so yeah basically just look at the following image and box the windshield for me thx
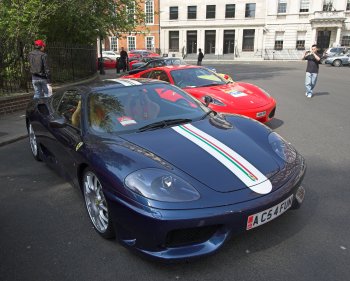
[170,68,227,88]
[88,83,208,135]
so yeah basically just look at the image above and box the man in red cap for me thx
[28,39,52,98]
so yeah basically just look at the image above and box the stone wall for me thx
[0,93,32,116]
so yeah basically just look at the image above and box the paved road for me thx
[1,62,349,281]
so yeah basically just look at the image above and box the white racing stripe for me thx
[172,124,272,194]
[105,79,142,86]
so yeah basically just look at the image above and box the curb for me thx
[0,135,28,147]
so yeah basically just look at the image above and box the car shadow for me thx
[266,118,284,130]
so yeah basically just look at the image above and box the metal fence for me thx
[0,40,97,95]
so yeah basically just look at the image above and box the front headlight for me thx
[125,168,200,202]
[268,132,297,163]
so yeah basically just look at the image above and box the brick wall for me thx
[0,93,33,116]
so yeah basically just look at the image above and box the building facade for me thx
[102,0,160,54]
[160,0,350,59]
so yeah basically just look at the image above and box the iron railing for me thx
[0,40,97,95]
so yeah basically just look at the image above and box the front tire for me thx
[332,59,342,67]
[83,169,115,239]
[28,123,42,161]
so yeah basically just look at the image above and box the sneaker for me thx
[306,93,313,98]
[305,92,308,96]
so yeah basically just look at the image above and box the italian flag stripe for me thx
[172,124,272,194]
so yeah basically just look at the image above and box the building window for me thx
[170,6,178,20]
[323,1,334,11]
[341,36,350,46]
[245,3,256,18]
[296,40,305,50]
[274,32,284,50]
[111,36,118,52]
[300,0,309,12]
[206,5,216,19]
[242,29,255,51]
[225,4,235,18]
[169,31,179,52]
[145,0,154,24]
[128,36,136,51]
[127,1,135,24]
[274,41,283,50]
[146,36,154,51]
[278,0,287,13]
[347,0,350,10]
[188,6,197,19]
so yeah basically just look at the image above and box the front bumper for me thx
[106,156,306,261]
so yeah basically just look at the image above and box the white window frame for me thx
[146,36,155,51]
[127,36,136,51]
[145,0,154,24]
[110,36,118,52]
[278,0,287,14]
[300,0,309,12]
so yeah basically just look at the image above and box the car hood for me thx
[185,82,270,109]
[119,119,280,193]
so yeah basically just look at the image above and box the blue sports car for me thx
[26,78,306,261]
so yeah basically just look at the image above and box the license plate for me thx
[246,195,294,230]
[256,111,266,117]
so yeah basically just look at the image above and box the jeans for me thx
[32,78,49,98]
[305,72,318,96]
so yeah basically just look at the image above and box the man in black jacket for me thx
[28,40,52,98]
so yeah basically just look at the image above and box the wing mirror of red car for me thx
[204,96,213,107]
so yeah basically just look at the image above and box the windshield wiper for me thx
[138,118,192,132]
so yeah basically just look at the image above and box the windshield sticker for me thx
[118,116,137,126]
[172,124,272,194]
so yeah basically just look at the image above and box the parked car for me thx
[324,52,350,67]
[321,46,348,63]
[125,65,276,123]
[128,57,186,74]
[97,57,116,69]
[128,49,160,59]
[26,78,306,260]
[102,51,120,60]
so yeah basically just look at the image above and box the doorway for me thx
[317,30,331,52]
[187,31,197,54]
[205,30,216,54]
[223,30,235,54]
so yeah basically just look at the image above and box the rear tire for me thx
[332,60,342,67]
[82,168,115,239]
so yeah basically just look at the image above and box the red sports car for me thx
[124,65,276,123]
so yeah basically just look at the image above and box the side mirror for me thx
[49,116,67,128]
[204,96,213,107]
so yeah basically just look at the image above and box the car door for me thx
[48,90,83,180]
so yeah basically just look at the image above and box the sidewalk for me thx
[0,69,123,147]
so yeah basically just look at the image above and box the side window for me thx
[149,70,170,82]
[140,71,152,78]
[147,62,155,68]
[57,90,81,127]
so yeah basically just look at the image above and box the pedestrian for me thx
[28,39,52,98]
[197,48,204,66]
[303,44,322,98]
[119,47,128,72]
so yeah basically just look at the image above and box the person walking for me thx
[197,48,204,66]
[303,44,322,98]
[119,47,128,72]
[28,40,52,98]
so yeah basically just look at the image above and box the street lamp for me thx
[99,34,105,75]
